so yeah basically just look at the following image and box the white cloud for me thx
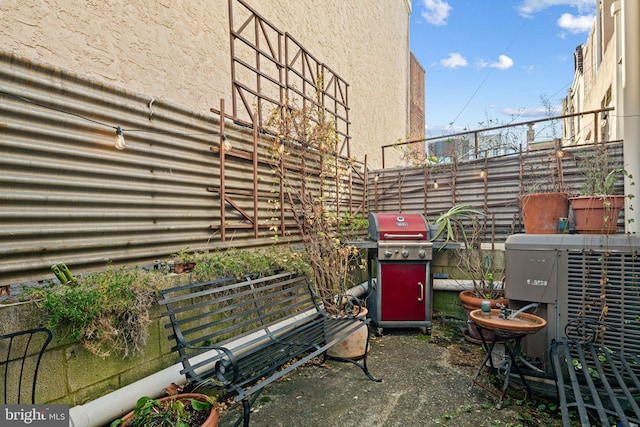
[420,0,452,26]
[426,123,465,136]
[516,0,595,18]
[490,54,514,70]
[502,105,561,118]
[439,52,467,68]
[477,55,514,70]
[557,13,594,34]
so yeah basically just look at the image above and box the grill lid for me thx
[368,213,428,241]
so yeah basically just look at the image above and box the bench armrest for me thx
[178,340,240,387]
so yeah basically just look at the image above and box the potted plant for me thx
[445,214,508,342]
[570,144,631,234]
[172,248,198,274]
[519,149,569,234]
[110,393,220,427]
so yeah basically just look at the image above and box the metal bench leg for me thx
[325,327,382,382]
[232,398,251,427]
[242,399,250,427]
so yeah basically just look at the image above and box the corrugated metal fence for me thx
[368,142,625,241]
[1,52,366,286]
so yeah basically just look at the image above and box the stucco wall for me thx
[1,0,411,168]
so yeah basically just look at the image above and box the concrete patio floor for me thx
[217,317,564,427]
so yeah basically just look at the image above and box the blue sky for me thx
[410,0,596,137]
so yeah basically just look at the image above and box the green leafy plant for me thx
[190,246,313,283]
[28,266,167,358]
[110,395,216,427]
[173,248,197,263]
[430,204,484,247]
[575,146,630,196]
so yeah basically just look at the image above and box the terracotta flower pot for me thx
[519,192,569,234]
[118,393,219,427]
[458,290,508,343]
[174,262,197,274]
[326,308,369,360]
[570,195,625,234]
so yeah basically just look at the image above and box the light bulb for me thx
[221,134,232,151]
[433,180,439,189]
[114,127,126,150]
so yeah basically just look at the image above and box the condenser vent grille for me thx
[566,250,640,355]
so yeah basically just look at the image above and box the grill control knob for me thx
[418,250,426,258]
[401,250,410,258]
[384,250,393,258]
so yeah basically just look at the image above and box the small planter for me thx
[116,393,219,427]
[326,308,369,360]
[570,195,625,234]
[519,192,569,234]
[174,261,197,274]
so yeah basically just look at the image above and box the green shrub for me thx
[29,266,167,358]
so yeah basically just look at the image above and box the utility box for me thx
[506,233,640,373]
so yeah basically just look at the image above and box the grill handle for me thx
[383,233,425,239]
[418,282,424,302]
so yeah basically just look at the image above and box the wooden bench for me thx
[551,319,640,427]
[158,270,380,427]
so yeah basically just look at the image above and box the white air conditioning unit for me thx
[505,234,640,374]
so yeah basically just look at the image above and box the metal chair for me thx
[0,327,53,404]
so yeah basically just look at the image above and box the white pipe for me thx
[432,279,503,292]
[69,309,317,427]
[621,0,640,232]
[355,276,496,293]
[612,1,623,142]
[69,362,185,427]
[348,280,368,298]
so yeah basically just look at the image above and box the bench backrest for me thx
[158,271,320,367]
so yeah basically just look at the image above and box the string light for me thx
[222,134,232,151]
[114,127,126,150]
[479,169,487,179]
[433,179,439,189]
[556,150,565,158]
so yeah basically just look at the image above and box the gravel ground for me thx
[217,317,565,427]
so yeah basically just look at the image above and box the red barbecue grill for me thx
[366,213,433,334]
